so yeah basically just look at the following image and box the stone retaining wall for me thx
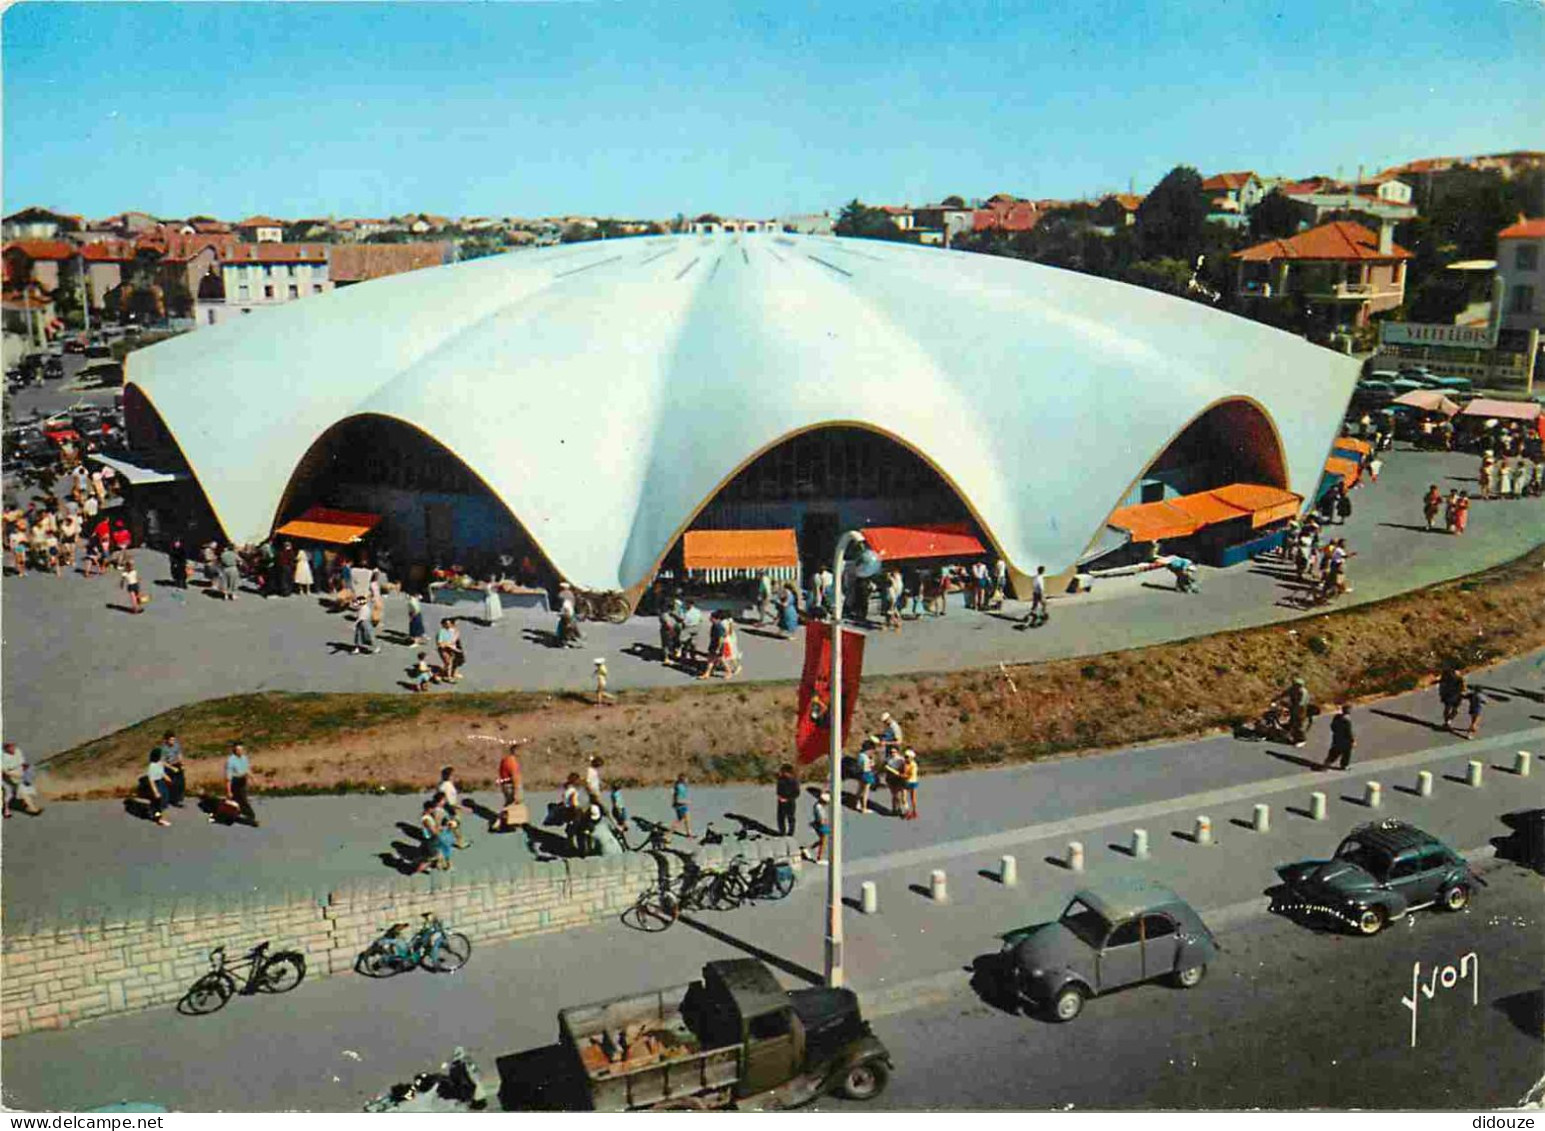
[1,839,794,1039]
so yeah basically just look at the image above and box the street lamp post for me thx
[825,529,881,988]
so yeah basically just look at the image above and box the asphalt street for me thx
[813,860,1544,1112]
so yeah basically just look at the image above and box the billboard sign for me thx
[1379,321,1498,348]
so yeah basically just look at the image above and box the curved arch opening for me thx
[275,413,561,593]
[648,423,998,607]
[118,383,227,548]
[1087,397,1292,569]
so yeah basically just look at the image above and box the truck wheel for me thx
[1051,984,1085,1023]
[1354,907,1386,937]
[838,1058,889,1101]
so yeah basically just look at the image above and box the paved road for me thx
[3,440,1544,758]
[813,862,1544,1112]
[5,650,1543,926]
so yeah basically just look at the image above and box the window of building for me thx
[264,284,275,299]
[313,284,323,294]
[263,264,273,277]
[288,284,299,298]
[1512,284,1536,314]
[1517,245,1540,272]
[238,285,250,299]
[287,264,296,277]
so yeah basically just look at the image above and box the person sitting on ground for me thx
[408,652,434,692]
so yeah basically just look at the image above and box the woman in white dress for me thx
[294,549,314,595]
[484,580,504,625]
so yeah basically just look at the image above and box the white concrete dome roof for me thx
[128,233,1357,590]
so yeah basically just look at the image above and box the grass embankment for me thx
[45,548,1545,801]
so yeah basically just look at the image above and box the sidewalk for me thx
[6,649,1541,929]
[4,443,1543,758]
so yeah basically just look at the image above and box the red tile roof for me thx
[1233,220,1411,262]
[328,242,451,282]
[223,242,329,264]
[1202,171,1256,191]
[972,199,1042,232]
[81,240,137,262]
[1498,218,1545,240]
[1107,193,1143,211]
[237,215,285,228]
[3,239,76,260]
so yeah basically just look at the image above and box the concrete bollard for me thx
[929,869,948,903]
[1132,828,1150,859]
[1515,751,1532,778]
[1417,770,1433,798]
[1194,816,1213,846]
[1309,791,1327,821]
[860,881,878,915]
[1467,760,1484,788]
[1000,854,1018,887]
[1365,781,1382,809]
[1252,804,1270,833]
[1066,841,1085,872]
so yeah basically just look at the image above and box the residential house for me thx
[3,207,81,241]
[236,215,285,243]
[97,212,160,237]
[201,243,331,326]
[910,201,975,246]
[1,239,74,292]
[1232,219,1410,329]
[1090,193,1142,231]
[1277,177,1417,228]
[780,212,833,235]
[1496,217,1545,335]
[972,196,1042,234]
[328,242,455,288]
[879,205,916,233]
[80,240,137,312]
[188,216,233,235]
[1201,172,1265,224]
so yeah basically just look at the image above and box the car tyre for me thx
[1354,906,1386,937]
[1172,963,1207,989]
[1441,883,1470,912]
[838,1058,889,1102]
[1050,984,1085,1023]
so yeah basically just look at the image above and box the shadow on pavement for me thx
[1369,707,1450,733]
[967,951,1025,1017]
[1492,989,1544,1041]
[675,913,822,986]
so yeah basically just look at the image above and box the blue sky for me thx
[3,0,1540,221]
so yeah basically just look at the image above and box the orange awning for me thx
[1210,483,1304,528]
[1168,492,1251,527]
[1107,501,1202,543]
[862,523,985,561]
[682,528,798,571]
[1324,457,1360,488]
[1338,437,1373,456]
[274,506,382,545]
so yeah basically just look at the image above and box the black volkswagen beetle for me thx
[1000,878,1219,1022]
[1275,819,1480,937]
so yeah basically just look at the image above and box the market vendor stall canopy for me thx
[862,523,986,561]
[1457,397,1542,423]
[1107,481,1303,544]
[1209,483,1302,528]
[1324,456,1361,488]
[1391,390,1461,417]
[682,528,799,581]
[274,506,382,545]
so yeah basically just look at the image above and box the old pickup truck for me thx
[545,957,892,1110]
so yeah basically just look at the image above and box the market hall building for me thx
[117,232,1358,607]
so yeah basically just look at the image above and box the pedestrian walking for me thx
[144,748,172,827]
[218,741,258,826]
[778,585,800,637]
[593,658,616,705]
[483,580,504,626]
[1422,485,1441,531]
[1322,705,1355,770]
[497,739,527,807]
[218,544,241,599]
[435,766,469,848]
[670,773,693,839]
[352,608,380,654]
[2,742,40,818]
[805,791,831,862]
[155,730,186,807]
[120,556,144,613]
[412,798,443,874]
[1454,492,1471,534]
[169,538,189,589]
[775,763,799,837]
[1022,565,1049,627]
[756,572,774,625]
[855,742,875,814]
[1367,456,1382,484]
[1463,687,1485,739]
[607,782,630,842]
[585,755,604,800]
[406,591,426,644]
[901,749,920,819]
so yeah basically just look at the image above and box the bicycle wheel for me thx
[602,593,631,624]
[177,970,236,1015]
[622,889,678,932]
[421,931,472,974]
[763,861,795,900]
[711,870,748,911]
[256,951,306,994]
[354,942,404,979]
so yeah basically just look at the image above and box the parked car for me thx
[1274,819,1480,937]
[84,344,113,361]
[1000,878,1219,1022]
[1351,380,1396,409]
[1426,375,1474,397]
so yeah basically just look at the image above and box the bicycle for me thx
[573,589,632,624]
[356,912,472,977]
[707,854,797,910]
[176,941,306,1015]
[621,859,726,932]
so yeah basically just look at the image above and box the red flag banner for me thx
[795,621,865,765]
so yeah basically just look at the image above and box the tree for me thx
[1247,190,1302,242]
[833,199,909,242]
[559,223,600,244]
[1136,166,1210,260]
[939,195,966,208]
